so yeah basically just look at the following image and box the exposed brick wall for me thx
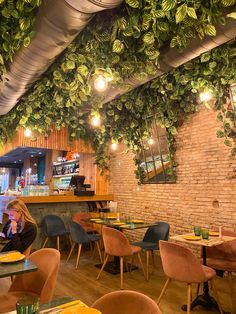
[108,107,236,243]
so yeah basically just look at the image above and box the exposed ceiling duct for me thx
[0,1,235,116]
[103,18,236,104]
[0,0,123,115]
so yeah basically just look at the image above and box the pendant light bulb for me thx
[91,115,101,127]
[111,142,118,151]
[199,90,212,102]
[148,138,154,145]
[24,128,32,137]
[94,75,108,92]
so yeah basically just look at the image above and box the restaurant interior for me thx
[0,0,236,313]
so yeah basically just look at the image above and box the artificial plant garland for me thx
[0,0,235,182]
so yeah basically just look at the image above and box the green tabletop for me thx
[0,251,37,278]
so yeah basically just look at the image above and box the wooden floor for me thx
[0,247,235,314]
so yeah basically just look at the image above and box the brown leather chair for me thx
[158,241,221,314]
[97,226,145,289]
[92,290,162,314]
[205,230,236,314]
[0,248,60,313]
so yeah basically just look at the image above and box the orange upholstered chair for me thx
[10,245,33,282]
[205,229,236,314]
[97,226,146,289]
[92,290,162,314]
[0,248,60,313]
[158,241,221,314]
[73,212,98,234]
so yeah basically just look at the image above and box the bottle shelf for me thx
[53,159,79,166]
[52,173,78,178]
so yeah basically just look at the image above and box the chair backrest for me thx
[102,226,133,256]
[72,212,93,229]
[42,215,66,237]
[143,222,170,247]
[92,290,162,314]
[160,240,207,283]
[206,229,236,261]
[69,220,90,243]
[9,248,60,302]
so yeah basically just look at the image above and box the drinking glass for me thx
[16,295,39,314]
[193,226,202,236]
[201,229,209,239]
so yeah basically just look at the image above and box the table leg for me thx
[182,247,229,313]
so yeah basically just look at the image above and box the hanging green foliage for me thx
[0,1,236,182]
[0,0,41,77]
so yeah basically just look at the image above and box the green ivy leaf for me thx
[204,24,216,36]
[143,32,155,45]
[221,0,235,7]
[162,0,177,11]
[65,61,75,70]
[176,4,187,23]
[112,40,124,54]
[187,7,197,19]
[227,12,236,19]
[23,36,30,47]
[19,117,28,125]
[19,18,30,31]
[125,0,140,9]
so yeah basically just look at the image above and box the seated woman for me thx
[0,199,37,253]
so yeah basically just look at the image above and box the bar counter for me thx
[17,194,114,204]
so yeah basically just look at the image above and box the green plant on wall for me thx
[0,0,236,182]
[0,0,41,77]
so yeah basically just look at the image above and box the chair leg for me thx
[68,234,73,247]
[124,257,129,272]
[228,272,236,314]
[196,283,201,296]
[56,236,60,251]
[96,241,103,263]
[146,250,149,281]
[42,237,48,248]
[129,254,135,272]
[97,254,109,280]
[151,250,155,269]
[157,277,171,304]
[76,244,82,269]
[137,253,146,280]
[66,242,75,262]
[187,283,192,314]
[210,279,224,314]
[120,256,124,289]
[90,242,93,253]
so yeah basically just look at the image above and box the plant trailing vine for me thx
[0,0,41,77]
[0,0,236,183]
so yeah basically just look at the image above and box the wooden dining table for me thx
[170,233,236,313]
[0,251,37,278]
